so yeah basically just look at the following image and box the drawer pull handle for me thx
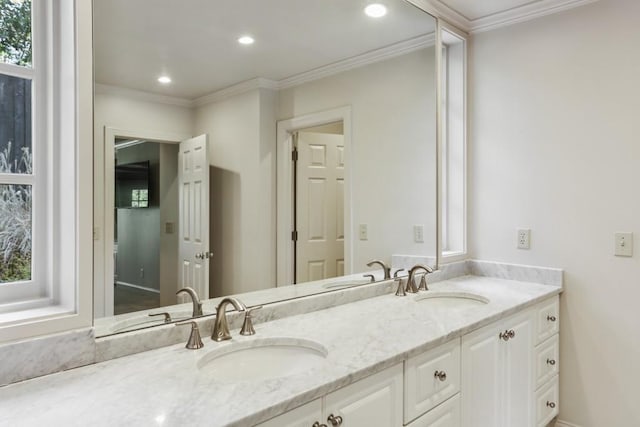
[547,358,556,366]
[434,370,447,382]
[327,414,343,426]
[547,315,557,322]
[546,401,556,409]
[312,422,327,427]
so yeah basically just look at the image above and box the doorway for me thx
[276,106,353,286]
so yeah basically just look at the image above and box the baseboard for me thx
[555,420,583,427]
[115,281,160,294]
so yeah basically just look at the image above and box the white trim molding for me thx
[95,83,193,108]
[409,0,598,34]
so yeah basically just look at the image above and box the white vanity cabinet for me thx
[461,296,560,427]
[257,364,403,427]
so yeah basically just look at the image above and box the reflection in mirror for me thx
[93,0,438,336]
[440,26,466,258]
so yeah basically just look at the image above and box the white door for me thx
[295,131,345,282]
[324,364,403,427]
[178,134,210,299]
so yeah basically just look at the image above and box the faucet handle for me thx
[363,274,375,283]
[393,268,404,278]
[175,321,204,350]
[418,269,434,291]
[148,312,172,323]
[394,278,407,297]
[240,305,263,336]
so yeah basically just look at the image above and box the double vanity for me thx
[0,262,562,427]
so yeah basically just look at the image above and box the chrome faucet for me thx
[366,259,391,280]
[212,297,247,341]
[176,287,203,317]
[406,264,434,293]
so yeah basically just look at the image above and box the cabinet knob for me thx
[312,422,327,427]
[327,414,343,426]
[434,370,447,382]
[546,401,556,409]
[499,330,510,341]
[547,315,557,322]
[546,358,556,366]
[507,329,515,339]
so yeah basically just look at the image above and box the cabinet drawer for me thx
[535,335,559,390]
[406,394,460,427]
[405,338,461,424]
[535,375,559,427]
[535,297,559,344]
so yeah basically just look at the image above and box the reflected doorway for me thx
[113,139,179,314]
[293,121,345,283]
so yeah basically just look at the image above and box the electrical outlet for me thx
[359,224,368,241]
[414,225,424,243]
[139,268,144,278]
[165,222,174,234]
[615,232,633,257]
[517,229,531,250]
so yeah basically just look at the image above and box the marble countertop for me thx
[0,275,561,427]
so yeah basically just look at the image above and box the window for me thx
[130,189,148,208]
[0,0,92,342]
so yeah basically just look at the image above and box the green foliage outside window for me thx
[0,0,32,67]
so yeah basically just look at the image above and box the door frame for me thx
[94,126,190,317]
[276,106,353,286]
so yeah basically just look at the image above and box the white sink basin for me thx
[414,291,489,311]
[197,338,328,382]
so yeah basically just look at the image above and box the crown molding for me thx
[278,33,435,90]
[192,77,278,108]
[406,0,471,33]
[469,0,599,33]
[94,83,193,108]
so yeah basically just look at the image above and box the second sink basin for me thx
[197,337,328,382]
[414,291,489,311]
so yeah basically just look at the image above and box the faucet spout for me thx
[176,287,204,317]
[366,259,391,280]
[407,264,434,293]
[212,297,247,342]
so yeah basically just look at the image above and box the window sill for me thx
[0,300,74,326]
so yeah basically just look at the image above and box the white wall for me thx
[278,47,437,271]
[469,1,640,425]
[193,89,277,296]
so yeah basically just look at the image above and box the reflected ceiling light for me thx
[364,3,387,18]
[238,35,255,45]
[157,76,171,84]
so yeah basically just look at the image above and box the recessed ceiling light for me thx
[364,3,387,18]
[157,76,171,84]
[238,36,255,45]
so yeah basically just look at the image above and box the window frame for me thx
[0,0,93,343]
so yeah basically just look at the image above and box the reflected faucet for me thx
[176,287,203,317]
[406,264,434,293]
[366,259,391,280]
[212,297,247,341]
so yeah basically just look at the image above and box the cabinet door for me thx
[407,394,460,427]
[461,323,502,427]
[324,364,403,427]
[256,399,322,427]
[503,311,534,427]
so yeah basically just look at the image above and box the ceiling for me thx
[94,0,436,99]
[94,0,595,100]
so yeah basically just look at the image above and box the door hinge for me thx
[291,230,298,241]
[292,147,298,162]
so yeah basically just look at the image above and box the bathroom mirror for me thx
[93,0,438,336]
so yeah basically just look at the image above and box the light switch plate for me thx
[359,224,368,241]
[414,225,424,243]
[614,232,633,257]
